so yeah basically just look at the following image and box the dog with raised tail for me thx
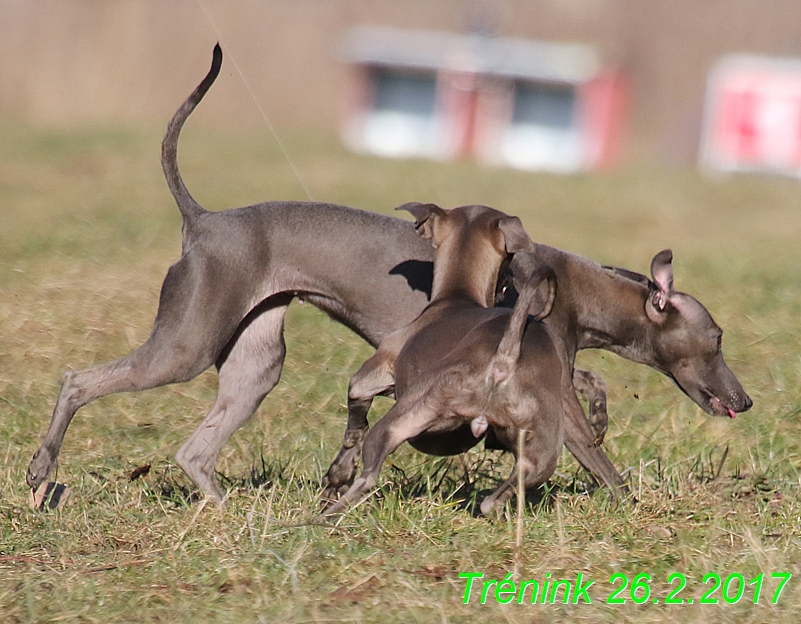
[28,44,750,509]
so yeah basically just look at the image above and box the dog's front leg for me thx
[321,351,396,502]
[320,392,435,517]
[572,368,608,445]
[562,386,629,500]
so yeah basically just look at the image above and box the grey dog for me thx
[27,45,751,505]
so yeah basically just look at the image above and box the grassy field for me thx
[1,118,801,623]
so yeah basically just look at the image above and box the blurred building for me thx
[2,0,801,169]
[342,27,626,172]
[700,55,801,177]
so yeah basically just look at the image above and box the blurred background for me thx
[4,4,801,620]
[3,0,801,173]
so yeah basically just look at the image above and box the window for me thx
[358,68,444,158]
[512,83,576,129]
[501,81,582,172]
[373,69,438,117]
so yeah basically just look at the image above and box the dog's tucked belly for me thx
[408,423,483,456]
[399,311,558,457]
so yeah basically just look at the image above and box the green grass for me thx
[1,118,801,622]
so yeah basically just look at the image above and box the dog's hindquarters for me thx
[175,295,292,501]
[478,318,566,514]
[26,253,280,497]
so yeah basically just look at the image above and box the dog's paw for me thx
[320,444,362,504]
[591,416,607,446]
[479,496,499,516]
[319,479,351,508]
[586,395,608,446]
[27,447,54,490]
[28,481,72,511]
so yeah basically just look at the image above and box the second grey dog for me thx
[322,202,564,516]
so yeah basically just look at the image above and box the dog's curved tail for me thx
[491,264,557,383]
[161,43,223,225]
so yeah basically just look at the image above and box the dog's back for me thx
[399,307,563,427]
[395,271,563,457]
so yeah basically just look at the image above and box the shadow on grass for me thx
[329,449,605,518]
[217,453,321,495]
[144,443,781,518]
[144,453,321,508]
[239,448,609,517]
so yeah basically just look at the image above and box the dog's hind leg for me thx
[27,256,250,493]
[478,430,560,515]
[175,297,290,503]
[26,333,219,493]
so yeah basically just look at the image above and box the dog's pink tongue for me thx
[728,408,736,419]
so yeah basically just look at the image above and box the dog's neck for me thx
[514,246,654,364]
[564,257,654,364]
[577,280,650,353]
[429,235,504,307]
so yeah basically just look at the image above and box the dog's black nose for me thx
[742,394,753,411]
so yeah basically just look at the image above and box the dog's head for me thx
[397,202,533,306]
[636,249,752,418]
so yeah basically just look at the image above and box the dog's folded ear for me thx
[498,216,534,254]
[397,202,446,240]
[646,249,674,321]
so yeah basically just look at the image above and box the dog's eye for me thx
[716,334,722,351]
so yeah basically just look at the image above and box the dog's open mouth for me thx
[705,390,737,419]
